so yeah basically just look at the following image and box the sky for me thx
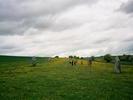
[0,0,133,57]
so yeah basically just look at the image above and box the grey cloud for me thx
[119,0,133,14]
[0,45,16,49]
[0,0,98,35]
[123,37,133,42]
[0,44,22,54]
[0,20,28,35]
[117,43,133,54]
[0,0,97,21]
[0,32,133,56]
[125,45,133,53]
[0,0,133,56]
[94,38,111,44]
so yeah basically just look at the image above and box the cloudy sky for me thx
[0,0,133,57]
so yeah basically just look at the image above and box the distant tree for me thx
[74,56,77,58]
[69,56,73,58]
[76,56,80,59]
[81,57,84,59]
[128,55,133,62]
[104,54,112,62]
[120,54,133,62]
[55,56,59,58]
[120,54,127,61]
[91,56,95,61]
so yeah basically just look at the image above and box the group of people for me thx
[69,59,77,66]
[31,56,121,74]
[68,56,121,74]
[69,57,93,67]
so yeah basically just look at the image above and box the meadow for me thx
[0,56,133,100]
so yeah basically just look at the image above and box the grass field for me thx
[0,56,133,100]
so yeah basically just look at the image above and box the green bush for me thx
[91,56,95,61]
[119,54,133,62]
[104,54,112,62]
[55,56,59,58]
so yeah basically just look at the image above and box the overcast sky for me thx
[0,0,133,57]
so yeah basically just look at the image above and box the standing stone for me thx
[48,57,52,62]
[114,56,121,73]
[32,56,37,67]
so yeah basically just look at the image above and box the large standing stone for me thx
[48,57,52,62]
[114,56,121,73]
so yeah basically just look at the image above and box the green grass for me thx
[0,56,133,100]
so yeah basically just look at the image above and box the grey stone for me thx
[114,56,121,73]
[32,56,37,67]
